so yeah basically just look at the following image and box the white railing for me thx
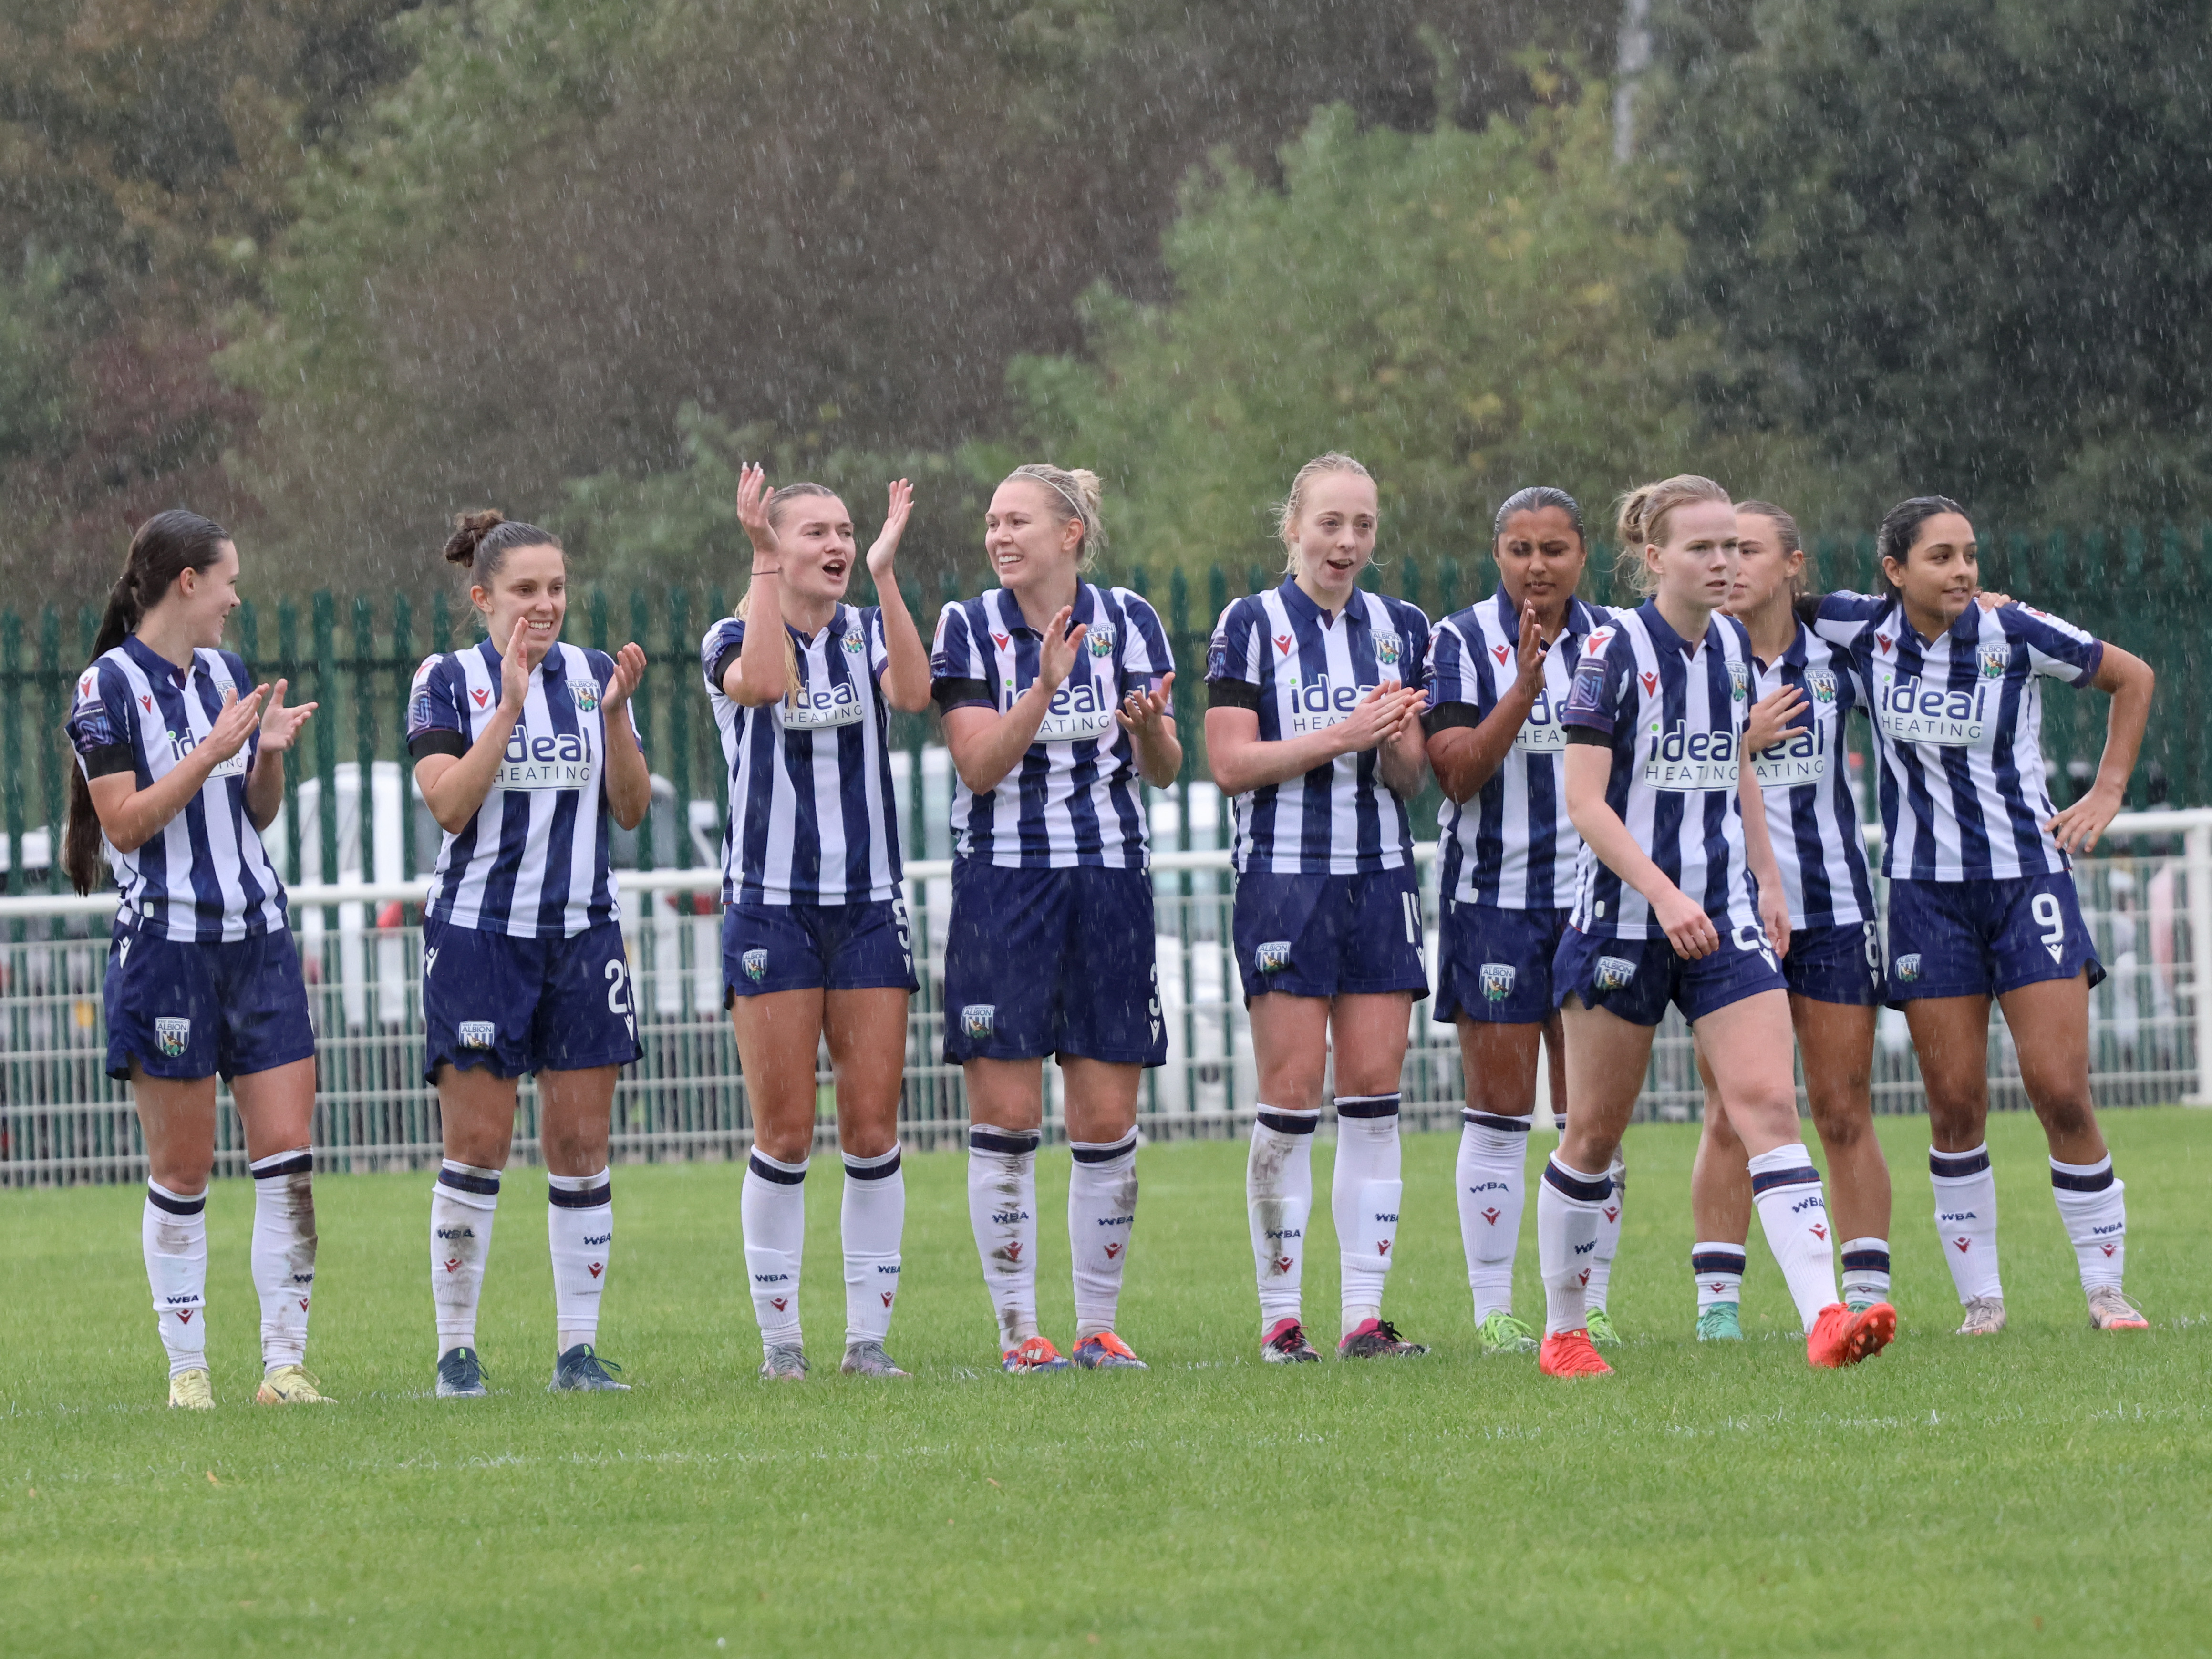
[2,811,2205,1185]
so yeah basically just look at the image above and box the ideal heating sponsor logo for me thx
[1510,685,1568,752]
[165,727,249,781]
[1282,674,1387,737]
[1873,668,1992,748]
[1749,722,1827,787]
[496,720,598,789]
[1034,676,1120,741]
[1640,721,1741,792]
[783,677,866,730]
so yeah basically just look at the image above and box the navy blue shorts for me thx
[1433,902,1570,1025]
[421,916,644,1082]
[1885,873,2104,1006]
[1783,920,1887,1007]
[722,898,917,1000]
[941,860,1164,1066]
[104,922,317,1082]
[1231,866,1429,1002]
[1552,923,1787,1027]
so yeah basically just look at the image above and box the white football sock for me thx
[1537,1153,1609,1335]
[432,1160,500,1359]
[1247,1105,1318,1330]
[1586,1154,1625,1313]
[2049,1155,2126,1292]
[1457,1110,1530,1323]
[841,1144,905,1347]
[968,1126,1040,1350]
[1692,1241,1747,1313]
[1333,1094,1403,1333]
[1068,1130,1138,1341]
[548,1167,613,1354]
[1930,1144,2002,1304]
[1748,1144,1839,1332]
[249,1149,316,1371]
[1839,1237,1892,1307]
[742,1149,808,1350]
[144,1181,209,1378]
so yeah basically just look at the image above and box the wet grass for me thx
[4,1108,2209,1656]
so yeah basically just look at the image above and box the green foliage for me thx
[1655,0,2212,522]
[1011,74,1755,585]
[6,1113,2211,1652]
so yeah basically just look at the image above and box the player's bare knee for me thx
[2030,1088,2097,1144]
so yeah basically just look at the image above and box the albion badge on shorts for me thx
[1256,940,1292,974]
[155,1017,191,1057]
[742,948,768,982]
[1593,956,1638,991]
[962,1004,996,1039]
[1893,953,1922,983]
[1480,963,1516,1001]
[459,1020,496,1049]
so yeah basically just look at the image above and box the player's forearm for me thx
[1738,766,1785,901]
[603,720,651,831]
[876,587,933,714]
[2090,648,2154,798]
[1565,753,1681,914]
[1429,690,1531,802]
[97,748,223,854]
[947,689,1055,795]
[1135,721,1181,789]
[1203,717,1344,796]
[245,748,286,833]
[1376,728,1426,798]
[420,708,518,832]
[732,574,792,708]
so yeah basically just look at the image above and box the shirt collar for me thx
[995,585,1092,637]
[1280,577,1367,629]
[1636,599,1706,658]
[477,635,566,678]
[1492,588,1602,644]
[122,633,196,689]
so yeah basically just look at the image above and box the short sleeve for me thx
[864,608,891,680]
[1802,591,1889,653]
[588,648,643,752]
[1392,599,1431,691]
[930,603,995,714]
[1425,618,1484,713]
[2006,605,2104,687]
[702,617,746,693]
[1116,591,1174,687]
[1205,599,1263,688]
[1561,625,1628,737]
[406,655,468,761]
[66,661,136,780]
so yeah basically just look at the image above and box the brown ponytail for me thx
[62,510,234,896]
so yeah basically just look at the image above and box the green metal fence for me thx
[3,528,2204,901]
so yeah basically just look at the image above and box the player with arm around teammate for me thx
[1207,453,1433,1365]
[1424,486,1627,1356]
[932,463,1180,1374]
[711,466,931,1380]
[1685,502,1895,1341]
[406,512,650,1397]
[1540,474,1897,1379]
[1801,497,2155,1335]
[62,510,324,1408]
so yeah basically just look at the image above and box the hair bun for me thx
[1066,468,1104,515]
[443,509,506,567]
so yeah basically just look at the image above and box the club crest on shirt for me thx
[1085,621,1116,657]
[742,948,768,983]
[1593,956,1638,991]
[569,678,601,713]
[842,628,867,654]
[1374,630,1403,670]
[1480,963,1516,1001]
[1255,940,1292,974]
[1977,645,2009,679]
[1726,659,1749,701]
[459,1020,496,1049]
[962,1003,996,1039]
[1893,954,1922,984]
[1806,670,1838,704]
[155,1017,191,1057]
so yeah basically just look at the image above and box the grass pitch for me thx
[5,1108,2211,1657]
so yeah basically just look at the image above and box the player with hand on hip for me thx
[1801,497,2155,1335]
[932,463,1179,1374]
[63,510,325,1409]
[1206,453,1433,1365]
[711,466,931,1381]
[1544,475,1896,1379]
[407,512,650,1398]
[1425,486,1621,1356]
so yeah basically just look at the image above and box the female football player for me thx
[1541,474,1895,1379]
[1802,497,2154,1334]
[713,466,931,1380]
[1207,453,1433,1364]
[1425,487,1622,1354]
[406,511,650,1396]
[1684,501,1892,1340]
[63,510,324,1409]
[931,463,1179,1373]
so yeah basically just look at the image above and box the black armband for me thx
[1792,593,1829,627]
[408,730,469,761]
[708,644,741,688]
[80,742,136,780]
[1206,679,1262,712]
[1563,726,1611,747]
[931,676,995,714]
[1421,703,1483,737]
